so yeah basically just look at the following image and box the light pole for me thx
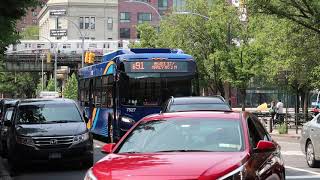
[123,0,162,20]
[41,53,45,91]
[33,35,57,92]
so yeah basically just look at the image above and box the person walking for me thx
[269,101,276,130]
[276,99,284,124]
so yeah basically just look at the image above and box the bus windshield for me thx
[119,73,196,107]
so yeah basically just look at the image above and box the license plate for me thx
[49,153,61,159]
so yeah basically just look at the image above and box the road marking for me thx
[282,151,304,156]
[285,166,320,175]
[286,175,320,179]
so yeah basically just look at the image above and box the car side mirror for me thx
[83,111,89,123]
[254,140,276,153]
[4,120,11,127]
[101,143,116,154]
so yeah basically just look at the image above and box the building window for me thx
[120,28,130,39]
[120,12,130,23]
[138,13,152,23]
[90,17,95,29]
[85,17,90,29]
[79,17,84,29]
[158,0,168,8]
[107,17,113,30]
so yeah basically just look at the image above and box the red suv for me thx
[85,111,285,180]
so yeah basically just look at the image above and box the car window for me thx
[168,103,231,112]
[116,118,244,153]
[4,108,14,121]
[251,115,271,141]
[247,117,263,148]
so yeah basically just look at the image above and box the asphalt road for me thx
[0,140,106,180]
[273,136,320,180]
[1,137,320,180]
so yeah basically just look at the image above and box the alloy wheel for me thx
[307,142,316,167]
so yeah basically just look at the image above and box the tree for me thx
[248,0,320,35]
[46,77,55,91]
[63,73,78,100]
[20,25,39,40]
[130,23,158,48]
[0,0,39,53]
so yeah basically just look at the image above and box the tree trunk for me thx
[240,88,246,111]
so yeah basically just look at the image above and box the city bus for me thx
[78,48,199,142]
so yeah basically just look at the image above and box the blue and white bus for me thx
[78,48,199,142]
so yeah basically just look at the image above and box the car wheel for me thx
[306,141,319,168]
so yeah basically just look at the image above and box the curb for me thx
[270,133,300,139]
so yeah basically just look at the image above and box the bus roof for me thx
[102,48,193,63]
[79,48,195,79]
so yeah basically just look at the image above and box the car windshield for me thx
[16,103,82,124]
[116,118,244,153]
[168,103,231,112]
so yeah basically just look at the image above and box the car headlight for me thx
[84,168,97,180]
[73,132,90,145]
[16,136,35,147]
[217,165,245,180]
[121,116,135,124]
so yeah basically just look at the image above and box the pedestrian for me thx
[276,99,284,124]
[269,101,276,124]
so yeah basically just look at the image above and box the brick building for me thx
[16,0,48,32]
[118,0,174,40]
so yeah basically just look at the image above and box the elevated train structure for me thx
[4,40,131,72]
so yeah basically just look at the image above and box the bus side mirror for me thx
[83,111,89,123]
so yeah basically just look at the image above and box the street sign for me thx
[50,9,67,16]
[50,29,67,37]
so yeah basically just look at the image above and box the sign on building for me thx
[50,29,67,37]
[50,9,67,16]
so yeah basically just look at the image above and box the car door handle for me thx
[311,128,314,131]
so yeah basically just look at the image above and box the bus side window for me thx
[94,77,102,108]
[102,75,113,108]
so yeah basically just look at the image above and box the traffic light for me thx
[85,51,90,64]
[89,52,95,64]
[47,52,51,63]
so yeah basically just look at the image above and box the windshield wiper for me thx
[155,150,214,152]
[121,151,141,154]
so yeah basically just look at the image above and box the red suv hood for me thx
[92,152,249,179]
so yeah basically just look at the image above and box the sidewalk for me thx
[0,158,11,180]
[269,128,301,139]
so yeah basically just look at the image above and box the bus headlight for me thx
[121,116,135,124]
[84,168,97,180]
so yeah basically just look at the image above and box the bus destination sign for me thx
[127,61,189,72]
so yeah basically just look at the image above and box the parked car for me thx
[85,111,285,180]
[300,113,320,167]
[0,99,19,157]
[5,98,93,172]
[161,96,231,113]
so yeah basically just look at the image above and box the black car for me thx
[5,98,93,171]
[0,99,19,157]
[162,96,232,113]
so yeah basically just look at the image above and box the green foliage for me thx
[20,25,39,40]
[0,72,39,98]
[46,77,55,91]
[131,23,158,48]
[0,0,39,53]
[63,73,78,100]
[248,0,320,35]
[277,123,287,134]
